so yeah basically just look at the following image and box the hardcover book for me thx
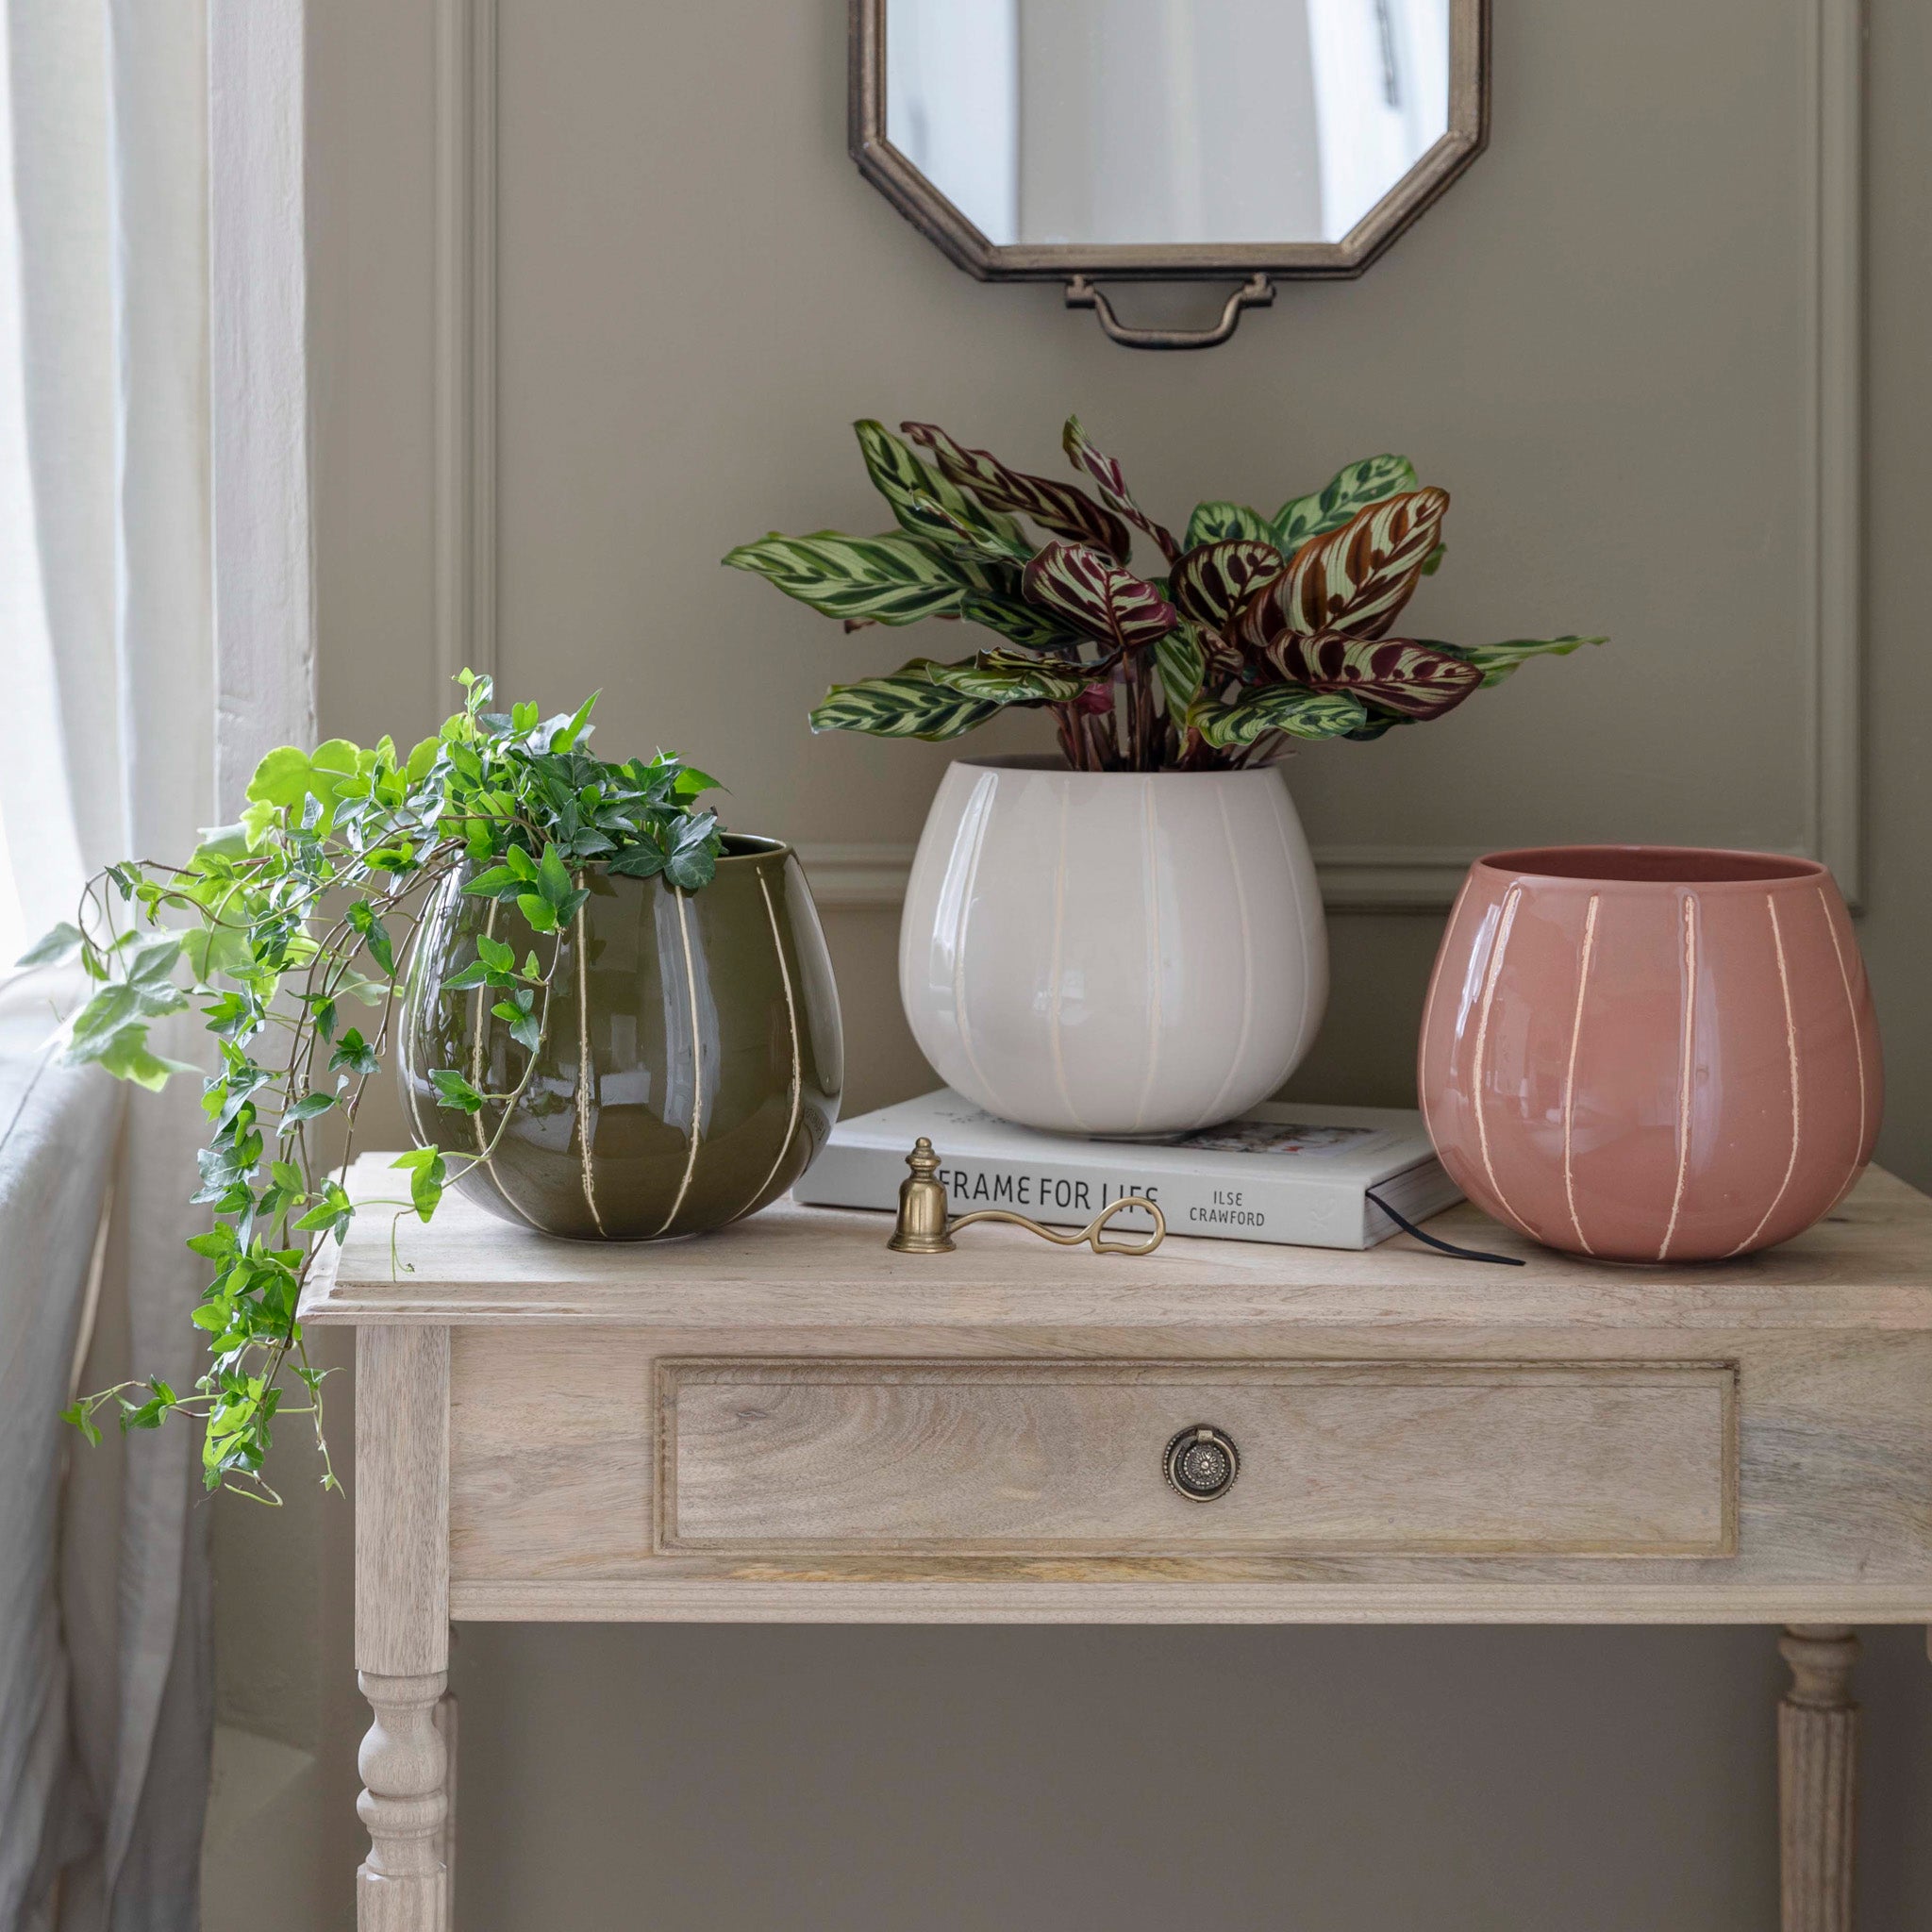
[794,1089,1463,1251]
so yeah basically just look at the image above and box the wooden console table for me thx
[303,1156,1932,1931]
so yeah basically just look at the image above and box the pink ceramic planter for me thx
[1418,846,1881,1262]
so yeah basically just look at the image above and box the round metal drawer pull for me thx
[1164,1424,1240,1501]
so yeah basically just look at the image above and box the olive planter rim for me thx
[528,831,792,880]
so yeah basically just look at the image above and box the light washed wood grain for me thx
[658,1359,1735,1558]
[1779,1625,1858,1932]
[445,1579,1932,1625]
[445,1322,1932,1611]
[355,1326,450,1674]
[355,1327,451,1931]
[302,1160,1932,1334]
[348,1153,1932,1932]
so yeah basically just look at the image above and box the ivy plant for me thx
[30,672,722,1501]
[725,418,1606,771]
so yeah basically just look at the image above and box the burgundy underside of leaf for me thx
[1020,541,1179,652]
[902,421,1133,563]
[1061,416,1180,563]
[1170,540,1286,629]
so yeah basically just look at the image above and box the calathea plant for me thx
[29,673,722,1500]
[725,419,1603,770]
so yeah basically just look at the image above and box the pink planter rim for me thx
[1475,843,1827,890]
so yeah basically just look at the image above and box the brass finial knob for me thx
[885,1137,1165,1257]
[887,1136,956,1253]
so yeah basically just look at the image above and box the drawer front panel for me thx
[658,1360,1738,1557]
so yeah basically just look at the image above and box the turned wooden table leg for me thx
[434,1642,459,1907]
[358,1672,448,1928]
[356,1327,453,1932]
[1778,1624,1858,1932]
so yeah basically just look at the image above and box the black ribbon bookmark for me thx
[1364,1186,1526,1267]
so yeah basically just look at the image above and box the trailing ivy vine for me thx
[30,672,721,1501]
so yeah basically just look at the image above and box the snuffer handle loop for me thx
[950,1197,1166,1257]
[887,1136,1166,1256]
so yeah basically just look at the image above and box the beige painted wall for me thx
[204,0,1932,1922]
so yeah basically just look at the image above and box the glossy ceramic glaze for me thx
[1419,846,1881,1261]
[401,836,842,1239]
[900,756,1326,1136]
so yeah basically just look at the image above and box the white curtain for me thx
[0,2,220,1928]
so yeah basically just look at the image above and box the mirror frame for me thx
[848,0,1490,281]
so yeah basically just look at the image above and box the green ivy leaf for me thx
[96,1028,199,1091]
[56,678,733,1504]
[327,1029,379,1076]
[547,691,599,754]
[537,843,573,909]
[429,1068,485,1114]
[60,1402,102,1448]
[391,1145,448,1220]
[491,990,542,1053]
[276,1091,337,1135]
[18,922,84,968]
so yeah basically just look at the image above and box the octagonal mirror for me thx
[851,0,1487,344]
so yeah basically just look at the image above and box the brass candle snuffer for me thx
[887,1137,1166,1257]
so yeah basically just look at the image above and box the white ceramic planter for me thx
[899,756,1327,1137]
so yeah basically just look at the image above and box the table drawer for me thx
[656,1359,1738,1558]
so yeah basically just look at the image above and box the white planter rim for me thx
[943,752,1294,781]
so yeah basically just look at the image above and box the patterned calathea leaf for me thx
[1273,454,1419,552]
[909,493,1037,565]
[1182,501,1282,554]
[1264,632,1483,721]
[1194,686,1368,749]
[902,422,1133,562]
[808,659,1003,740]
[853,420,1025,557]
[1021,541,1179,651]
[1343,713,1412,742]
[1169,540,1286,629]
[903,534,1021,597]
[1061,416,1178,563]
[957,590,1088,655]
[725,530,983,626]
[1152,625,1208,719]
[1199,627,1247,687]
[1240,487,1450,645]
[1429,634,1607,688]
[927,649,1097,705]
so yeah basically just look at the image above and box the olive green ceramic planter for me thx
[399,836,841,1239]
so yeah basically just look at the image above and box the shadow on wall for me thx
[445,1621,1932,1932]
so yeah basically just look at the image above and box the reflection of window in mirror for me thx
[886,0,1451,248]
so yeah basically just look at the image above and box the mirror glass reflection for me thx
[886,0,1451,247]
